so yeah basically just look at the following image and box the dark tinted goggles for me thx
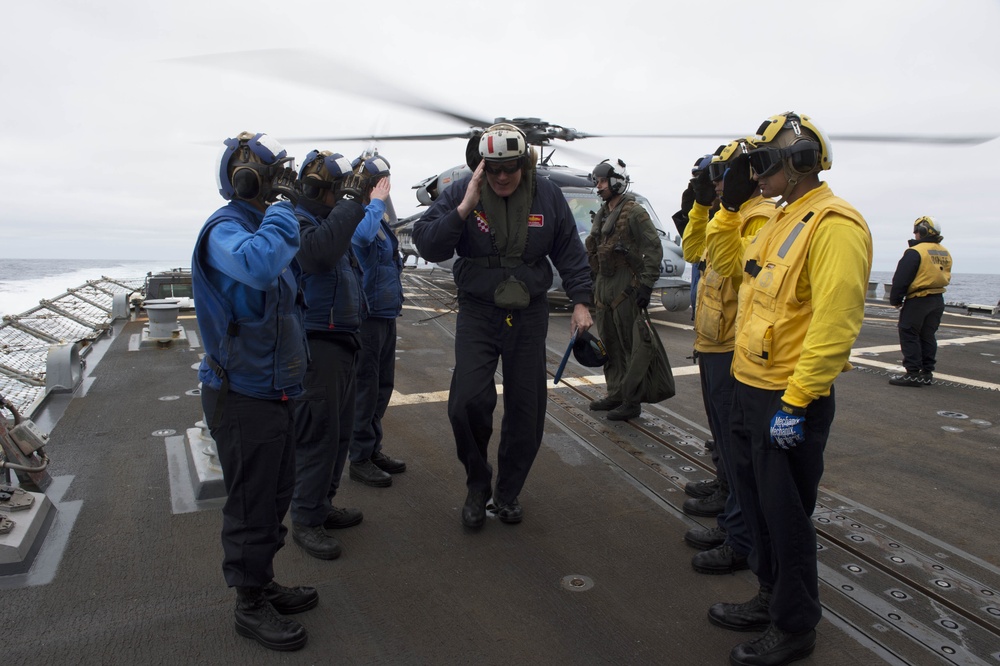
[748,147,784,178]
[483,159,521,175]
[707,160,728,182]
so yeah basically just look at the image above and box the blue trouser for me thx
[291,334,359,526]
[448,297,548,504]
[898,293,944,373]
[730,382,834,634]
[351,316,397,462]
[202,386,296,588]
[698,351,750,556]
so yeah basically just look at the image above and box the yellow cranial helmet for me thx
[708,137,758,182]
[749,112,833,178]
[914,215,942,237]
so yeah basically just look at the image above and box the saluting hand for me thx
[457,161,485,218]
[370,176,391,202]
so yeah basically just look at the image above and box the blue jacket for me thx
[352,199,404,318]
[295,199,368,332]
[191,200,307,400]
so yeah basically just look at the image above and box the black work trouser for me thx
[202,386,296,589]
[448,297,548,504]
[291,334,359,526]
[730,381,834,634]
[699,351,750,556]
[351,317,397,462]
[898,293,944,373]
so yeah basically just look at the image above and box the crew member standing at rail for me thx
[706,113,872,666]
[680,139,772,575]
[290,150,377,560]
[412,123,593,529]
[192,132,316,652]
[888,216,952,387]
[349,153,408,487]
[584,158,662,421]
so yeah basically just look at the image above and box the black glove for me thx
[680,180,696,215]
[692,169,716,206]
[339,173,367,202]
[635,283,653,309]
[270,167,300,206]
[720,154,757,212]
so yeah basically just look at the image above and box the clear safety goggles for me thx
[483,159,521,175]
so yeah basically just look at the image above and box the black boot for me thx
[235,587,307,651]
[292,523,342,560]
[462,487,490,529]
[684,525,726,550]
[683,487,728,517]
[349,459,393,487]
[589,395,623,411]
[607,402,641,421]
[708,587,772,632]
[263,580,319,614]
[371,450,407,474]
[684,478,720,499]
[730,624,816,666]
[691,543,749,574]
[888,371,922,387]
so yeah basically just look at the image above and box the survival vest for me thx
[192,206,308,400]
[733,186,871,389]
[296,209,368,333]
[907,242,952,298]
[694,197,774,353]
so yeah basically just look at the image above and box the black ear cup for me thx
[789,141,819,174]
[232,167,260,200]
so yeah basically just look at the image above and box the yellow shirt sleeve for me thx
[704,207,744,278]
[783,213,872,407]
[681,203,710,263]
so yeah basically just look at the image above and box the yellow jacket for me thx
[732,183,872,408]
[685,198,772,352]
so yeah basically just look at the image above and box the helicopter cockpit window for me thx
[563,192,665,238]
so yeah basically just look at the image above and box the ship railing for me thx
[0,276,145,420]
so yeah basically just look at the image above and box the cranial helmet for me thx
[217,131,291,201]
[299,150,353,200]
[593,158,630,195]
[747,112,831,205]
[914,215,942,238]
[479,123,527,161]
[692,153,715,176]
[708,137,757,182]
[573,330,609,367]
[351,153,391,178]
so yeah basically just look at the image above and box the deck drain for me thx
[846,565,864,574]
[937,410,968,419]
[888,590,909,600]
[970,419,992,427]
[190,362,201,370]
[941,426,964,433]
[159,395,180,401]
[185,389,201,396]
[561,575,594,592]
[152,429,177,437]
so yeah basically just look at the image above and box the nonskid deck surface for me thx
[1,267,997,664]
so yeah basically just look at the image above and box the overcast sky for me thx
[2,0,998,273]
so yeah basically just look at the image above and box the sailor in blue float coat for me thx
[348,155,408,487]
[191,131,314,652]
[288,150,371,560]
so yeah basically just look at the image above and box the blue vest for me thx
[296,209,368,332]
[354,219,404,319]
[192,205,308,399]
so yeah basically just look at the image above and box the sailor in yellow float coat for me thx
[706,113,872,666]
[680,144,771,573]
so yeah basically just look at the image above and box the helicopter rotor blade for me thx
[283,131,480,144]
[169,49,493,128]
[583,132,997,146]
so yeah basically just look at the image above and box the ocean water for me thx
[1,259,998,318]
[0,259,186,316]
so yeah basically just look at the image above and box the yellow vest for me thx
[907,242,952,298]
[733,186,871,390]
[694,197,774,353]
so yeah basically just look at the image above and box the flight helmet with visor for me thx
[217,132,293,202]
